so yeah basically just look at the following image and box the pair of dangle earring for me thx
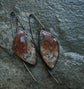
[4,12,59,82]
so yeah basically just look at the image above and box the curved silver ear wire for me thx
[29,14,45,28]
[28,14,45,48]
[23,62,37,82]
[48,70,58,83]
[29,14,45,32]
[10,11,24,37]
[28,14,59,83]
[10,12,38,82]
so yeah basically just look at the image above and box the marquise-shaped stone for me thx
[13,30,36,65]
[40,30,59,69]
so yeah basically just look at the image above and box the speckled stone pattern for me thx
[40,30,59,69]
[13,29,36,65]
[0,0,84,89]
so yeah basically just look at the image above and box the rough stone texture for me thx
[0,0,84,89]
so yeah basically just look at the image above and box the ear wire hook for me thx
[28,14,59,83]
[10,12,24,30]
[28,14,46,50]
[29,14,45,39]
[29,14,45,30]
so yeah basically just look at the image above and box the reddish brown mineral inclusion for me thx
[13,31,27,55]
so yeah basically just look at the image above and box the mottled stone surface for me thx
[0,0,84,89]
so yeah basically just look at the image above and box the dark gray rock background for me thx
[0,0,84,89]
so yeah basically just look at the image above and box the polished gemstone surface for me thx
[40,30,59,69]
[13,30,36,65]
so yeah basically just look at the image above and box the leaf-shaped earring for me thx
[10,12,37,81]
[29,14,59,83]
[40,30,59,69]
